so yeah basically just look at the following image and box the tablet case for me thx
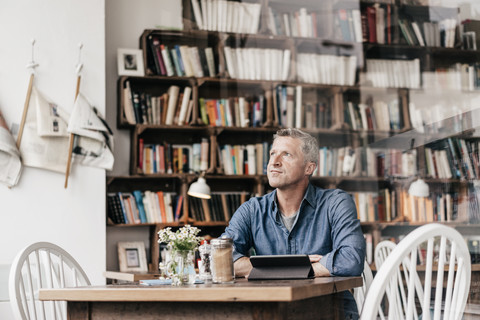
[248,254,315,281]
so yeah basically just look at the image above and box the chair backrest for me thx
[9,242,91,320]
[361,223,471,320]
[373,239,425,320]
[374,240,397,269]
[353,259,374,314]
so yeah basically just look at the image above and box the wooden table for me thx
[39,276,362,320]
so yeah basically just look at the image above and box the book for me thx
[164,193,175,222]
[174,195,184,221]
[411,21,425,46]
[295,85,302,128]
[160,44,175,76]
[132,190,148,223]
[191,0,204,30]
[123,80,136,124]
[165,85,180,125]
[179,45,195,77]
[107,193,126,224]
[204,47,216,77]
[177,87,192,125]
[150,36,166,75]
[188,46,204,77]
[170,47,183,76]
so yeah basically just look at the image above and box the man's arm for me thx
[320,191,366,276]
[309,255,330,277]
[234,256,253,277]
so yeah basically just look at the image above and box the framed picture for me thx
[117,48,145,76]
[117,241,148,272]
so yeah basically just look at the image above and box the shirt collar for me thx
[270,183,317,214]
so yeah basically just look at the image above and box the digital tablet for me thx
[248,254,314,281]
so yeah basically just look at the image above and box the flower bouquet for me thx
[158,225,203,285]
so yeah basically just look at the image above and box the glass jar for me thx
[167,249,196,285]
[198,240,212,282]
[210,237,234,283]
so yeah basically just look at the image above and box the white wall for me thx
[0,0,106,318]
[105,0,182,271]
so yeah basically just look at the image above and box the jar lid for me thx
[211,237,233,247]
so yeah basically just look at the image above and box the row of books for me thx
[362,4,394,44]
[139,139,209,174]
[190,0,261,34]
[219,143,269,176]
[400,19,457,48]
[274,85,332,129]
[352,186,472,224]
[123,83,194,125]
[425,138,480,180]
[107,191,183,225]
[148,36,216,78]
[352,189,397,222]
[315,147,417,178]
[336,8,363,43]
[345,99,403,131]
[199,96,265,128]
[400,188,471,223]
[297,53,357,86]
[365,58,421,88]
[223,47,291,81]
[188,192,251,222]
[188,86,334,130]
[422,63,480,91]
[267,6,324,38]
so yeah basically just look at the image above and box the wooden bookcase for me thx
[107,0,480,276]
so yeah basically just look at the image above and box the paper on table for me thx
[140,278,204,286]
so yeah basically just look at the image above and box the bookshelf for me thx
[107,0,480,275]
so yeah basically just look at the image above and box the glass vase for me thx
[168,249,196,285]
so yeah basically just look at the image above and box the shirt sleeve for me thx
[221,199,254,262]
[319,191,366,276]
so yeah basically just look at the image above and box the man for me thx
[222,128,366,317]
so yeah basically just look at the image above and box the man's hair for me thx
[273,128,319,165]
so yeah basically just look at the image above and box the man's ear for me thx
[305,162,316,176]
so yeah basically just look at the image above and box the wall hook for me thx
[25,39,39,72]
[76,42,83,74]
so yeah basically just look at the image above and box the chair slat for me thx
[422,238,434,320]
[35,251,46,320]
[406,248,417,320]
[433,236,447,320]
[449,257,464,320]
[443,242,457,319]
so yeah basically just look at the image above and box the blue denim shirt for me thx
[222,184,366,276]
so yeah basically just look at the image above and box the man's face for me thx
[267,136,310,189]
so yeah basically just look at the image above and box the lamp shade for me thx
[187,177,211,199]
[408,178,429,198]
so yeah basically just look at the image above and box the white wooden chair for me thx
[373,239,425,319]
[361,223,471,320]
[9,242,91,320]
[353,259,374,314]
[374,240,397,269]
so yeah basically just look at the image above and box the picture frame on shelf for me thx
[118,241,148,272]
[117,48,145,76]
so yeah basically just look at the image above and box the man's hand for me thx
[309,254,330,277]
[234,256,253,278]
